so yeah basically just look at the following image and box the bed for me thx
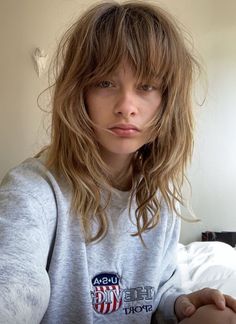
[178,241,236,298]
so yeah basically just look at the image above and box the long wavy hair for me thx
[36,1,200,243]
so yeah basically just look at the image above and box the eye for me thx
[138,84,155,91]
[96,81,113,88]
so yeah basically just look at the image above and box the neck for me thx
[112,166,133,191]
[100,148,133,191]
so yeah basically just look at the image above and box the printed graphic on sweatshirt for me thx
[91,273,122,314]
[91,272,154,316]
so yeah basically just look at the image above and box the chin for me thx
[103,144,144,155]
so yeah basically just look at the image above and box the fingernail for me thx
[185,306,193,315]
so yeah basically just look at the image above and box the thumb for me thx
[175,295,196,320]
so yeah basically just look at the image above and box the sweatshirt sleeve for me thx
[0,164,56,323]
[156,207,188,323]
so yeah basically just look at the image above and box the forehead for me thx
[106,60,133,76]
[98,59,159,83]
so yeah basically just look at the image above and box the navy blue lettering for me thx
[124,305,153,315]
[136,286,153,300]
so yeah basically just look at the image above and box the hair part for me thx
[36,0,200,244]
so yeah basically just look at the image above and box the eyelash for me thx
[95,81,156,91]
[96,81,113,88]
[139,84,155,91]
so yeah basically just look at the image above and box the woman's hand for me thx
[174,288,236,321]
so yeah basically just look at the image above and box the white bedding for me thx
[178,241,236,298]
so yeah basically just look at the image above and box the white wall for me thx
[0,0,235,243]
[160,0,236,243]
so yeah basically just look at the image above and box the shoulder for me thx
[0,154,62,209]
[2,156,47,188]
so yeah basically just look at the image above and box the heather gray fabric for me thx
[0,155,185,323]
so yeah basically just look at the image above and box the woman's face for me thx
[85,60,162,161]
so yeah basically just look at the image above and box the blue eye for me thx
[96,81,113,88]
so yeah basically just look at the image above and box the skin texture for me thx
[85,60,162,189]
[179,304,236,324]
[175,288,236,323]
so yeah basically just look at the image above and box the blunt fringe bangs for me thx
[37,1,200,244]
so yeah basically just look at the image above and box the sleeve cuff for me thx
[158,291,187,322]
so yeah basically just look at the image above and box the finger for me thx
[177,295,196,317]
[209,289,226,310]
[188,288,225,309]
[224,295,236,313]
[183,303,196,317]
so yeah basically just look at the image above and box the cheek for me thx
[145,95,162,117]
[85,102,106,128]
[145,91,162,106]
[87,108,100,124]
[153,93,162,108]
[85,94,98,121]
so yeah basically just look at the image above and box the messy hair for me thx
[37,1,200,243]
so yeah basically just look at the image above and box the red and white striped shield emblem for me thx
[91,273,123,314]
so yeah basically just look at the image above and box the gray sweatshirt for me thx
[0,155,185,323]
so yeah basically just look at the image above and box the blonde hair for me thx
[37,1,200,243]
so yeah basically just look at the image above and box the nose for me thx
[113,90,138,118]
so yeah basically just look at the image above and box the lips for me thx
[109,123,140,131]
[108,124,140,136]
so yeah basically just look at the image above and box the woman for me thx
[0,1,236,323]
